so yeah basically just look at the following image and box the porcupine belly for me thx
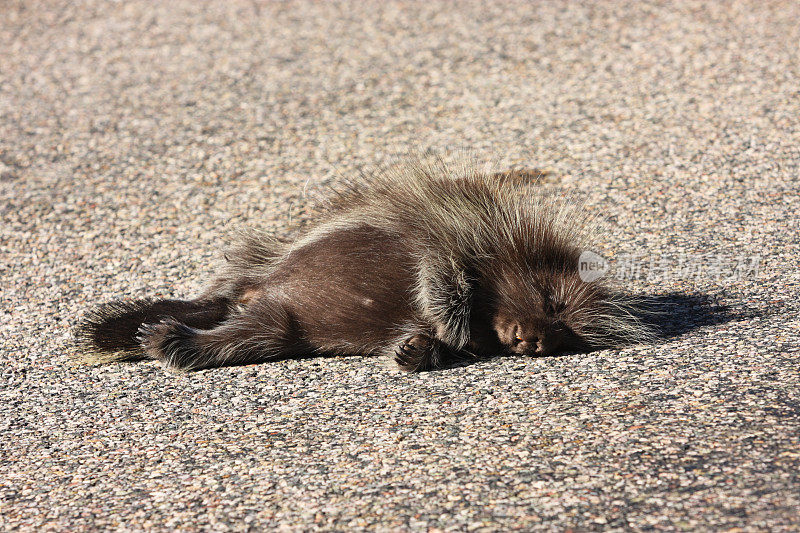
[260,223,421,356]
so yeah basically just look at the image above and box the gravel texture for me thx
[2,1,799,530]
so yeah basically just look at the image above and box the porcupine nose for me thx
[533,337,545,355]
[534,332,558,356]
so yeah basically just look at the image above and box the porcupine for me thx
[76,157,655,372]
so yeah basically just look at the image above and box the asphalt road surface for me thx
[2,1,799,530]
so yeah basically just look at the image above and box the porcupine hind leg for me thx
[77,297,234,363]
[139,296,310,371]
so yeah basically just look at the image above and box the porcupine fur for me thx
[75,156,656,372]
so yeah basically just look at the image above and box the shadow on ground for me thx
[644,291,759,340]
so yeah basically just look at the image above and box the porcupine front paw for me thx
[395,334,463,372]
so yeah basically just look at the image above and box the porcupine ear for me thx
[415,254,475,350]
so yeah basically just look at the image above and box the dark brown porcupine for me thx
[76,156,655,372]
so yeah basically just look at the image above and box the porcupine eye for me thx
[545,300,564,317]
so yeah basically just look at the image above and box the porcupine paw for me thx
[137,319,199,370]
[394,334,438,372]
